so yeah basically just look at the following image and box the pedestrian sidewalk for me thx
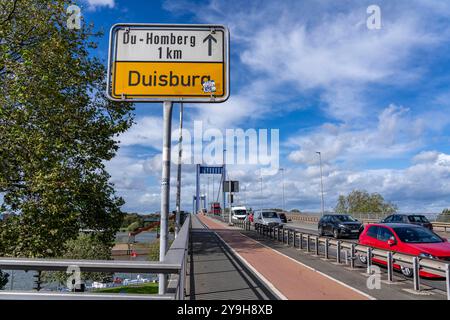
[186,214,277,300]
[196,214,369,300]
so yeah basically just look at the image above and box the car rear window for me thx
[377,227,395,241]
[408,215,429,223]
[262,212,278,218]
[366,226,379,238]
[335,215,357,222]
[393,226,442,243]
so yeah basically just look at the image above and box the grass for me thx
[95,282,158,294]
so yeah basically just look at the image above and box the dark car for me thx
[380,214,433,230]
[278,212,287,223]
[318,214,363,239]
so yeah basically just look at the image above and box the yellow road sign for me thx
[107,24,229,103]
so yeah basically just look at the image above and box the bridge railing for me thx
[285,213,450,231]
[0,215,191,300]
[250,223,450,300]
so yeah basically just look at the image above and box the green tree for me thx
[335,195,347,213]
[121,213,144,229]
[127,221,140,232]
[0,1,133,258]
[437,209,450,222]
[0,270,9,290]
[334,190,397,214]
[43,233,114,285]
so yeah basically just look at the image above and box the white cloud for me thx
[84,0,115,10]
[117,116,163,149]
[287,104,424,165]
[165,0,447,122]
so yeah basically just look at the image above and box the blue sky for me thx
[80,0,450,214]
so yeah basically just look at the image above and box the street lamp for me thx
[280,168,285,211]
[260,170,263,209]
[316,151,325,216]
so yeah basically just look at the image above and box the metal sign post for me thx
[159,101,173,294]
[229,179,232,225]
[175,103,183,237]
[107,23,230,295]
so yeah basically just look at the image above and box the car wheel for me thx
[333,228,340,239]
[400,266,413,278]
[318,226,324,236]
[358,254,367,264]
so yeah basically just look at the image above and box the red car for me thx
[358,223,450,278]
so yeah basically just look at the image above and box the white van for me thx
[231,206,248,221]
[253,210,283,227]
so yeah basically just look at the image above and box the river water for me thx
[1,231,171,291]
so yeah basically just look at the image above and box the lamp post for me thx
[316,151,325,216]
[207,176,210,209]
[222,148,226,220]
[280,168,285,211]
[260,170,263,209]
[175,103,183,237]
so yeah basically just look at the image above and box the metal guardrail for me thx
[249,223,450,300]
[433,223,450,232]
[285,213,450,231]
[205,213,252,231]
[0,215,191,300]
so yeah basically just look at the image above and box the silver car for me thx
[253,210,283,227]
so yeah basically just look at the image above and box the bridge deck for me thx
[193,214,371,300]
[186,215,277,300]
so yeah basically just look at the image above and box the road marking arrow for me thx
[203,34,217,56]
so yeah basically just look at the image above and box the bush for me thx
[127,221,141,232]
[43,234,114,287]
[0,270,9,290]
[437,209,450,222]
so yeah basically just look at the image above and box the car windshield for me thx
[233,210,247,215]
[393,227,443,243]
[335,215,356,222]
[408,215,429,223]
[262,212,278,218]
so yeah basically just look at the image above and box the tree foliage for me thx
[0,270,9,290]
[121,213,144,229]
[334,190,397,214]
[0,1,134,257]
[127,221,141,232]
[43,233,114,285]
[437,209,450,222]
